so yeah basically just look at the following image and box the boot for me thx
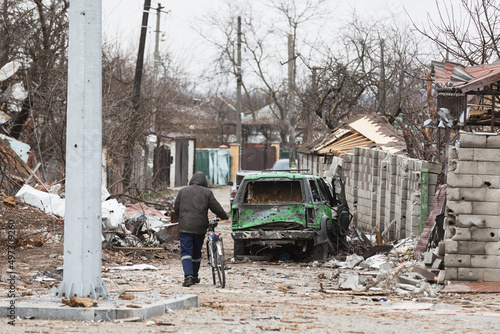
[182,275,195,287]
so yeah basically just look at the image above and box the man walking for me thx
[174,171,229,287]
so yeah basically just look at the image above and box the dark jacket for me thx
[174,171,229,234]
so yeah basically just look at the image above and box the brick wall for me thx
[445,132,500,282]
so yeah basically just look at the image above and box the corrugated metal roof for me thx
[433,60,500,91]
[433,60,500,127]
[457,67,500,92]
[434,66,450,84]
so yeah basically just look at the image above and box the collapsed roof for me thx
[298,113,406,157]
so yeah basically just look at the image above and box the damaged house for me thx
[432,60,500,283]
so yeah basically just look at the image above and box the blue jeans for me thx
[179,233,205,277]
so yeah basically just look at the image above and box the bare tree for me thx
[198,0,328,154]
[0,0,69,181]
[101,40,196,194]
[294,13,434,160]
[0,1,199,194]
[411,0,500,65]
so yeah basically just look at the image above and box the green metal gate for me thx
[195,148,231,185]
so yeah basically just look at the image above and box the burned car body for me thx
[231,172,351,260]
[229,170,263,207]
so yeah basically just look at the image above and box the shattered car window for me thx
[309,180,322,202]
[318,178,335,206]
[244,180,303,203]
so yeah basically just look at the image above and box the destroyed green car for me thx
[231,172,352,261]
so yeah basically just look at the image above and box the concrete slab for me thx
[0,293,198,322]
[412,265,436,282]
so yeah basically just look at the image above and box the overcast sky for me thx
[102,0,443,90]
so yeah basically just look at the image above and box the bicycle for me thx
[206,218,226,288]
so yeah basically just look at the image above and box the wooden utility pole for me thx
[312,66,327,132]
[236,16,242,144]
[124,0,150,191]
[132,0,151,113]
[379,38,386,115]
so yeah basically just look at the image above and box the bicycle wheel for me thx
[215,240,226,288]
[207,239,216,285]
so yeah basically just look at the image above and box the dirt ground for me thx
[2,186,500,333]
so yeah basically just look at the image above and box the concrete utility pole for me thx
[236,16,242,145]
[287,33,297,168]
[147,3,164,186]
[152,3,164,133]
[55,0,107,299]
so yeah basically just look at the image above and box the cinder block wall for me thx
[445,132,500,282]
[343,148,441,239]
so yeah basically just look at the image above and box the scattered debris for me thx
[15,184,65,217]
[314,234,447,297]
[107,202,179,250]
[155,321,175,326]
[119,293,135,300]
[126,304,142,309]
[1,135,178,253]
[112,264,159,271]
[12,180,178,251]
[109,288,152,293]
[337,273,365,290]
[119,317,142,322]
[3,195,15,206]
[62,297,97,308]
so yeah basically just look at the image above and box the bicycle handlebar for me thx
[209,217,221,223]
[208,218,220,229]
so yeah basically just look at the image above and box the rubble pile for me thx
[318,236,445,297]
[0,60,38,196]
[0,198,63,249]
[107,203,179,250]
[11,183,180,250]
[0,90,180,252]
[1,146,179,252]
